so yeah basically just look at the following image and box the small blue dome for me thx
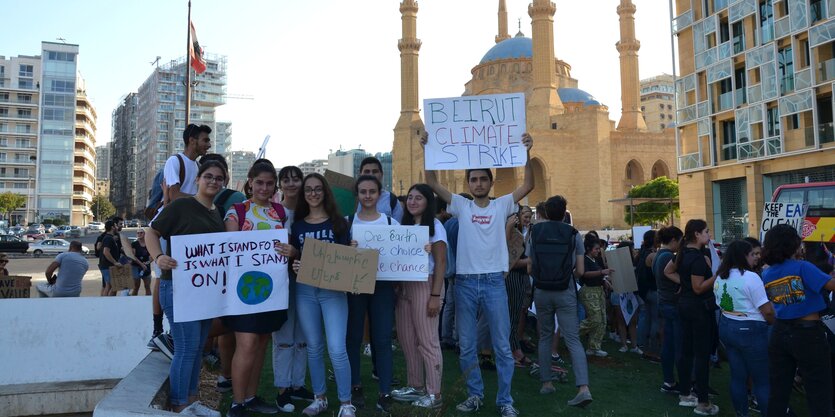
[557,87,598,104]
[480,37,533,64]
[584,99,601,107]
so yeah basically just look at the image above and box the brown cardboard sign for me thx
[0,275,32,298]
[324,169,356,191]
[297,238,379,294]
[109,265,133,290]
[603,247,638,294]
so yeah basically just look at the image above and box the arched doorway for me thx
[493,167,517,197]
[624,159,644,194]
[651,160,670,179]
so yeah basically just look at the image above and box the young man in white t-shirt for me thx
[421,132,534,417]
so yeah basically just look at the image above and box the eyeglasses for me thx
[201,174,225,183]
[304,187,325,195]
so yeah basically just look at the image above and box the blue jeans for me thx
[455,273,514,406]
[346,281,395,394]
[158,280,212,406]
[638,290,659,349]
[295,283,351,402]
[659,302,682,385]
[719,316,770,416]
[100,266,111,287]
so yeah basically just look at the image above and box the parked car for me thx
[65,226,83,238]
[28,238,91,257]
[0,234,29,253]
[8,226,24,237]
[43,224,56,234]
[88,222,105,231]
[25,226,46,241]
[53,225,71,237]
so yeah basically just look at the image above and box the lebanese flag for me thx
[189,21,207,74]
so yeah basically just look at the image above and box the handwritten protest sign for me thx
[0,276,31,298]
[604,247,638,294]
[760,201,808,241]
[297,238,379,294]
[171,229,289,323]
[353,225,429,281]
[423,92,527,170]
[109,265,133,291]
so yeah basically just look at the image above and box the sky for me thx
[0,0,676,169]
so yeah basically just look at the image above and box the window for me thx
[778,47,794,94]
[0,108,7,116]
[811,0,824,23]
[659,104,665,109]
[18,65,33,77]
[760,0,774,45]
[732,21,745,54]
[661,123,666,129]
[735,67,747,104]
[43,94,73,107]
[18,79,32,89]
[49,80,74,93]
[0,93,7,102]
[17,109,31,119]
[767,106,781,136]
[47,51,75,62]
[43,108,70,121]
[17,94,31,103]
[722,120,738,160]
[787,113,800,129]
[667,104,672,110]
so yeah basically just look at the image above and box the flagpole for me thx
[185,0,192,126]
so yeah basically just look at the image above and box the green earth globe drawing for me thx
[236,271,273,305]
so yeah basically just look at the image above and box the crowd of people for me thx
[78,124,835,417]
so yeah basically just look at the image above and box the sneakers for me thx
[275,389,294,413]
[147,331,161,350]
[350,386,365,409]
[456,395,484,412]
[337,404,356,417]
[391,386,426,402]
[376,394,393,414]
[498,404,520,417]
[567,391,593,408]
[585,348,608,357]
[290,387,314,401]
[412,394,442,409]
[152,333,174,360]
[618,346,629,353]
[660,382,679,395]
[216,377,232,393]
[629,346,644,355]
[244,396,278,414]
[302,397,328,416]
[551,354,566,366]
[694,403,719,415]
[181,400,221,417]
[225,403,247,417]
[678,395,698,407]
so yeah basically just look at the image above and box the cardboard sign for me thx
[324,169,357,217]
[604,246,638,294]
[109,265,133,290]
[619,292,639,325]
[632,226,652,249]
[423,92,527,170]
[353,225,430,281]
[171,229,290,323]
[0,276,31,298]
[760,201,808,241]
[297,238,379,294]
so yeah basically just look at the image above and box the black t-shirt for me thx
[654,249,679,305]
[582,255,604,287]
[677,247,714,304]
[290,219,349,253]
[132,241,150,263]
[152,197,226,280]
[98,234,120,268]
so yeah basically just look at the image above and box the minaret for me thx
[616,0,647,131]
[528,0,563,129]
[392,0,424,189]
[496,0,511,43]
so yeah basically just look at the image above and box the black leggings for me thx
[677,301,715,403]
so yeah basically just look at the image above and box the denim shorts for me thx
[100,267,111,286]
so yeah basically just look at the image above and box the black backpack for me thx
[94,232,106,258]
[530,221,578,291]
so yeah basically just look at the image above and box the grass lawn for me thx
[219,337,812,417]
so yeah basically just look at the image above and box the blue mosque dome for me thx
[480,36,533,64]
[558,87,602,107]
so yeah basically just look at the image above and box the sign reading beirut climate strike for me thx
[354,225,430,281]
[423,92,527,170]
[171,230,289,323]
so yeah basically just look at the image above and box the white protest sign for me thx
[760,201,808,241]
[423,92,527,170]
[708,240,721,276]
[618,292,639,326]
[632,225,652,249]
[353,225,430,281]
[171,229,289,323]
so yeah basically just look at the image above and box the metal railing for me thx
[678,152,702,171]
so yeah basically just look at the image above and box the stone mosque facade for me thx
[392,0,677,230]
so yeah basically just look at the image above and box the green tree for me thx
[91,195,115,221]
[719,283,734,312]
[623,176,679,225]
[0,192,27,223]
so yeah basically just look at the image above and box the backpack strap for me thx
[175,154,186,187]
[387,215,391,225]
[270,202,287,226]
[389,193,398,212]
[215,189,234,211]
[233,202,247,230]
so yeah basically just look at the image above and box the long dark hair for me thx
[762,223,802,266]
[401,183,436,237]
[674,219,708,271]
[295,173,348,239]
[716,240,753,279]
[243,159,278,199]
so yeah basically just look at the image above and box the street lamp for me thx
[25,156,36,226]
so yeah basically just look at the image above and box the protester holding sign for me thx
[271,165,315,412]
[579,235,612,357]
[421,131,534,417]
[290,173,355,417]
[391,184,447,409]
[762,224,835,417]
[345,175,399,413]
[357,156,403,222]
[664,219,719,416]
[223,160,289,416]
[652,226,683,395]
[144,160,227,416]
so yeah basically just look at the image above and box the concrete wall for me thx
[0,297,153,385]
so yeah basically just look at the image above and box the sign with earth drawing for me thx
[171,229,289,322]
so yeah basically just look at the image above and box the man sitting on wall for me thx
[36,241,89,298]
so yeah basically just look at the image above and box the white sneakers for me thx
[179,401,220,417]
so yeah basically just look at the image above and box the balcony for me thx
[72,190,93,202]
[819,122,834,143]
[678,152,702,171]
[73,148,95,161]
[766,136,782,156]
[75,120,94,134]
[74,163,95,176]
[738,139,766,160]
[818,58,835,83]
[714,92,733,113]
[734,89,747,106]
[76,134,95,150]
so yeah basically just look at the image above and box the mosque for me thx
[391,0,678,230]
